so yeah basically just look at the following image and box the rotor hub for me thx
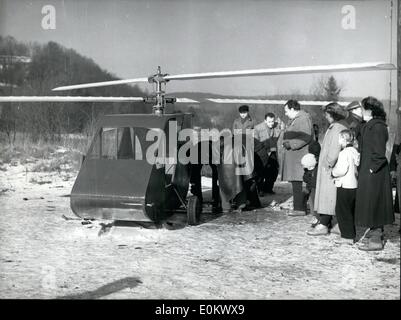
[147,66,170,115]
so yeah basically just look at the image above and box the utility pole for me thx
[397,0,400,145]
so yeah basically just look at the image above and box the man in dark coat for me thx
[217,133,261,212]
[233,105,255,133]
[355,97,394,251]
[254,112,284,195]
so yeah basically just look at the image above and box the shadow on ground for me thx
[58,277,142,299]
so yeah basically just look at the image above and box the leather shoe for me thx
[310,216,319,226]
[236,203,246,213]
[357,238,384,251]
[307,224,329,236]
[330,223,341,235]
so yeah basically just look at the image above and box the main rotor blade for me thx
[0,96,144,102]
[175,98,199,103]
[166,62,395,81]
[52,78,149,91]
[50,62,395,91]
[207,98,350,107]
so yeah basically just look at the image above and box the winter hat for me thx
[346,101,361,111]
[238,105,249,113]
[301,153,317,169]
[323,102,348,119]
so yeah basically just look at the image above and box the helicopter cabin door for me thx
[70,126,161,222]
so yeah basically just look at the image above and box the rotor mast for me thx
[148,66,169,114]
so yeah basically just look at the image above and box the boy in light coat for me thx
[331,129,360,245]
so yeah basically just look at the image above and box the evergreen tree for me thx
[324,76,341,101]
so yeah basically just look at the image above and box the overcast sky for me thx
[0,0,397,99]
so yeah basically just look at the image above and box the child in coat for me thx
[301,153,319,226]
[331,129,360,245]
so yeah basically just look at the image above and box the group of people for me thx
[233,105,283,197]
[230,97,399,251]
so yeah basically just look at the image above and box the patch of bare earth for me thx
[0,164,399,299]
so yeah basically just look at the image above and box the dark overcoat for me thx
[354,118,394,227]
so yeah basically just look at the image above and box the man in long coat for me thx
[281,100,313,215]
[218,133,260,212]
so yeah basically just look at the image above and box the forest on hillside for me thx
[0,36,148,143]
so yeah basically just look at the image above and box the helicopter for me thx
[0,61,396,225]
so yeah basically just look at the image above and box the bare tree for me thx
[310,75,342,101]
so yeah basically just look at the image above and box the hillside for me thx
[0,36,148,141]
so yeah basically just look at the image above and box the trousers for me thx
[335,187,356,239]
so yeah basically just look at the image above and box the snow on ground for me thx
[0,163,399,299]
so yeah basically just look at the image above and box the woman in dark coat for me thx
[355,97,394,251]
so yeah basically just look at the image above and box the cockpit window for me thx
[88,127,149,160]
[102,128,118,159]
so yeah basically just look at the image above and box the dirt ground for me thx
[0,161,400,300]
